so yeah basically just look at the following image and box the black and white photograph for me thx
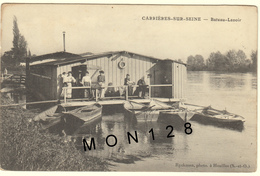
[0,3,258,172]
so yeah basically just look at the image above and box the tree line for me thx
[186,50,257,72]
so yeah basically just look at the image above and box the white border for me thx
[0,0,259,176]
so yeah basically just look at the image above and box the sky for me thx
[1,4,258,62]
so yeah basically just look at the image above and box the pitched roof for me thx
[29,50,186,66]
[28,51,80,62]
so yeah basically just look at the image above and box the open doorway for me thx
[72,65,87,98]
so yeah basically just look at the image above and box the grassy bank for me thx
[0,94,108,171]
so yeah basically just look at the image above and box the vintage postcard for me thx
[0,3,258,173]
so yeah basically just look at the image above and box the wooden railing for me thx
[1,74,26,84]
[62,84,173,103]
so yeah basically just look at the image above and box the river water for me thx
[56,71,258,171]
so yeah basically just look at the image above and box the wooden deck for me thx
[61,98,181,107]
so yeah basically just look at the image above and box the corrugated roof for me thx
[29,50,186,66]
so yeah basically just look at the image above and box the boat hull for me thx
[136,110,160,122]
[67,103,102,124]
[190,113,244,131]
[123,99,174,122]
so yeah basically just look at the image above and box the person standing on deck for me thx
[61,72,67,86]
[64,71,76,98]
[144,74,151,97]
[97,70,105,99]
[124,74,134,96]
[81,71,92,98]
[60,72,67,98]
[137,77,146,98]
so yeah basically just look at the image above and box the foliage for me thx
[187,55,205,71]
[186,49,257,72]
[2,16,27,66]
[0,64,25,75]
[0,94,108,171]
[251,50,257,72]
[207,51,230,71]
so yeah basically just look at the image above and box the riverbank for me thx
[0,94,108,171]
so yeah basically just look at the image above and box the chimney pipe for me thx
[63,31,66,52]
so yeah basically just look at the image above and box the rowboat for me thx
[158,109,195,124]
[123,99,174,122]
[65,103,102,123]
[181,103,245,130]
[33,103,102,129]
[33,105,65,130]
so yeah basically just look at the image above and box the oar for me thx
[183,103,208,108]
[182,103,211,111]
[185,103,232,116]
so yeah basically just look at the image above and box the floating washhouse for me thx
[26,51,186,102]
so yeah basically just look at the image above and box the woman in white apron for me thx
[81,71,92,98]
[64,71,76,98]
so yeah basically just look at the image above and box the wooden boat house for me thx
[26,51,186,102]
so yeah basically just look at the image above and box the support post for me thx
[149,85,151,99]
[126,86,128,100]
[64,88,67,103]
[96,88,98,102]
[25,57,30,88]
[63,31,66,52]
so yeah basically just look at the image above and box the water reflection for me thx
[60,111,193,166]
[8,71,255,171]
[187,71,205,84]
[208,73,245,90]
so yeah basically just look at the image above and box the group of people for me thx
[61,70,151,100]
[61,70,106,99]
[61,71,76,98]
[124,73,151,98]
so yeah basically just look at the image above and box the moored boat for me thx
[158,109,195,123]
[33,105,65,130]
[65,103,102,123]
[182,103,245,130]
[123,99,174,122]
[33,103,102,129]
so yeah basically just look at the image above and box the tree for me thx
[186,55,205,71]
[186,55,195,71]
[10,16,27,66]
[226,49,237,71]
[1,51,14,65]
[226,49,247,71]
[207,51,229,71]
[177,59,184,63]
[194,55,205,70]
[251,50,257,72]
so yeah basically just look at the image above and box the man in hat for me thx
[124,74,134,96]
[137,77,146,98]
[97,70,105,99]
